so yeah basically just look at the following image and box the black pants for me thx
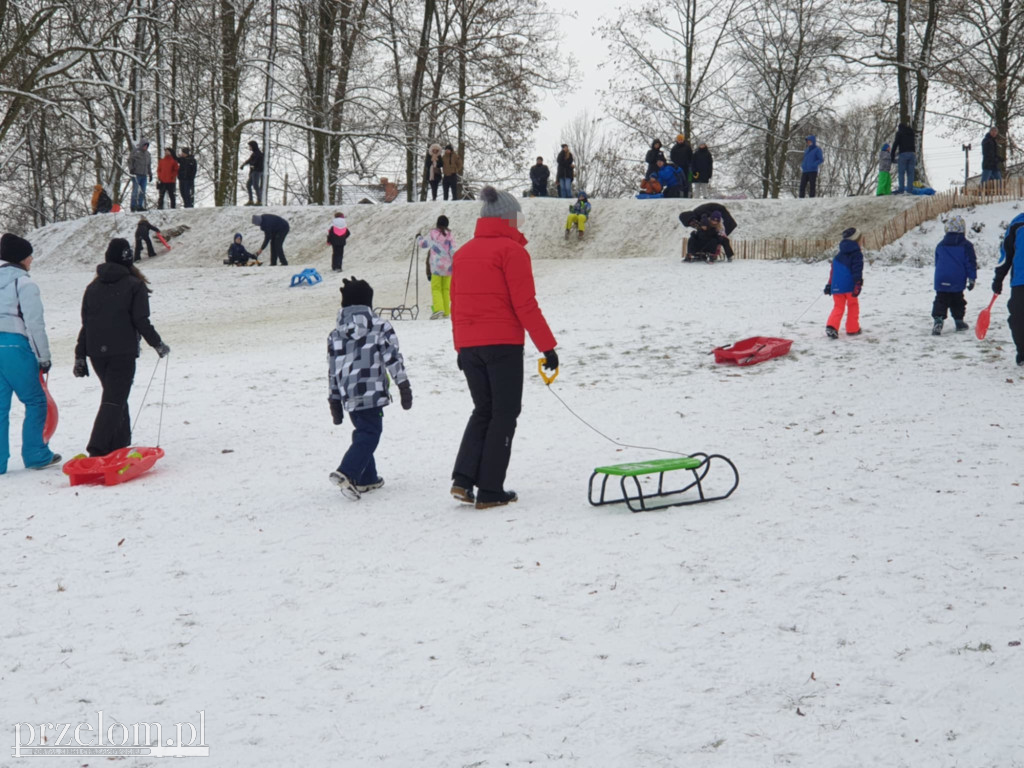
[428,178,440,200]
[453,345,523,493]
[663,185,681,198]
[331,242,346,271]
[180,180,194,208]
[1008,286,1024,362]
[531,184,547,197]
[932,291,966,320]
[87,355,136,457]
[268,230,289,266]
[443,174,457,200]
[157,181,176,209]
[799,172,818,198]
[134,234,155,261]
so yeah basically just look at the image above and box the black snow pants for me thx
[87,355,137,457]
[1008,286,1024,362]
[932,291,966,320]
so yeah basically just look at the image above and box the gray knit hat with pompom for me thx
[479,186,521,223]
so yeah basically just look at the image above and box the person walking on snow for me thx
[177,148,197,208]
[0,234,60,473]
[877,143,893,196]
[565,192,591,239]
[157,147,179,209]
[128,138,152,212]
[450,186,558,509]
[556,145,575,198]
[692,143,714,198]
[931,215,977,335]
[442,144,462,200]
[891,122,916,194]
[327,277,412,500]
[74,238,170,457]
[241,140,264,205]
[327,213,350,272]
[252,213,289,266]
[419,215,455,318]
[992,212,1024,365]
[669,134,693,198]
[530,157,550,197]
[800,135,824,198]
[824,227,864,338]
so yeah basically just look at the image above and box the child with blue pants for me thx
[0,233,59,473]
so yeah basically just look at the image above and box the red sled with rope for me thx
[713,336,792,366]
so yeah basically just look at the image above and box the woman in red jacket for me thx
[449,187,558,509]
[156,147,179,209]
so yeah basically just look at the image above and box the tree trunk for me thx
[404,0,436,202]
[262,0,277,206]
[216,0,242,206]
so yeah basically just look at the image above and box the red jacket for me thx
[157,155,179,184]
[451,217,556,352]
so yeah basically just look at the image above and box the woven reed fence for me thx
[683,179,1024,261]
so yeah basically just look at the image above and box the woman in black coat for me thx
[645,139,666,178]
[73,239,170,456]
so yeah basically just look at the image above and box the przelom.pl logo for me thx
[11,711,208,758]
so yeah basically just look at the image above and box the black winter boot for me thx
[932,317,944,336]
[954,319,969,332]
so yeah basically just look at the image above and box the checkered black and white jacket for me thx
[328,305,409,412]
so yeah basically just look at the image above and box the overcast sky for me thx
[529,0,985,191]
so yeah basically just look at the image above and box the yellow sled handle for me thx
[538,356,559,385]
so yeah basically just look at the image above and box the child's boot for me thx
[932,317,944,336]
[826,326,839,339]
[564,229,570,240]
[954,318,969,332]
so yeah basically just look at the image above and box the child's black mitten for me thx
[329,398,344,425]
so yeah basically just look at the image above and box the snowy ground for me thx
[2,199,1023,767]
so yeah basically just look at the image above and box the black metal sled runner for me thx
[588,453,739,512]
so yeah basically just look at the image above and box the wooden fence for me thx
[685,180,1024,261]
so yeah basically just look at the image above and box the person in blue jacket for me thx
[931,216,977,335]
[993,212,1024,364]
[800,135,824,198]
[252,213,289,266]
[654,158,684,198]
[823,227,864,338]
[0,233,60,473]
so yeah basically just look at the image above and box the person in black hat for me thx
[74,238,170,457]
[252,213,290,266]
[0,233,60,472]
[326,276,413,500]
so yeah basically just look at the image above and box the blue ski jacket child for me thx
[934,232,977,292]
[801,136,824,173]
[828,238,864,294]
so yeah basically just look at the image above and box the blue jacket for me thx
[569,199,592,217]
[656,164,682,189]
[829,239,863,294]
[995,212,1024,288]
[801,136,824,173]
[934,232,977,292]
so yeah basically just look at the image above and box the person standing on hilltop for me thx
[556,144,575,198]
[890,121,916,194]
[799,135,824,198]
[177,148,197,208]
[241,140,264,206]
[669,134,693,198]
[128,138,152,212]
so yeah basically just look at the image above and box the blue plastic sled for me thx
[290,268,322,287]
[910,187,936,196]
[636,192,664,200]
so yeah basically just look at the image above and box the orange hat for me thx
[676,134,685,142]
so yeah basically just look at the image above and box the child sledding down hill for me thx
[224,233,260,266]
[824,227,864,338]
[685,215,733,263]
[565,192,591,240]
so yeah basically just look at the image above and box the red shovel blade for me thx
[157,233,171,250]
[39,371,58,443]
[976,294,999,340]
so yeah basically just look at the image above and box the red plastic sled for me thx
[156,233,171,250]
[713,337,793,366]
[40,372,58,442]
[63,446,165,486]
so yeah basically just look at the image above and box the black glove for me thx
[823,283,832,295]
[398,381,412,410]
[853,281,863,297]
[39,360,51,374]
[967,279,975,291]
[73,358,89,377]
[156,343,171,358]
[329,398,344,425]
[993,278,1003,295]
[542,349,559,371]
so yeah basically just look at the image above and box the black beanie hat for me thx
[105,238,134,266]
[0,233,33,264]
[340,276,374,308]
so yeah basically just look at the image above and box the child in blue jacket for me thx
[931,216,976,335]
[824,227,864,338]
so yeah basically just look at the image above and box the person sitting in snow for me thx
[679,203,737,236]
[823,227,864,338]
[327,212,350,272]
[931,216,977,335]
[224,233,259,266]
[133,217,160,262]
[565,192,592,240]
[639,176,662,196]
[327,276,412,500]
[419,215,455,319]
[992,212,1024,365]
[91,184,113,215]
[685,215,734,263]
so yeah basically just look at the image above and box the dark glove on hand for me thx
[73,358,89,378]
[156,343,171,358]
[823,283,832,295]
[542,349,559,371]
[39,360,51,374]
[967,279,975,291]
[329,398,344,425]
[993,278,1003,295]
[398,381,412,410]
[852,281,863,297]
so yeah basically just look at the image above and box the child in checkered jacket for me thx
[327,277,412,500]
